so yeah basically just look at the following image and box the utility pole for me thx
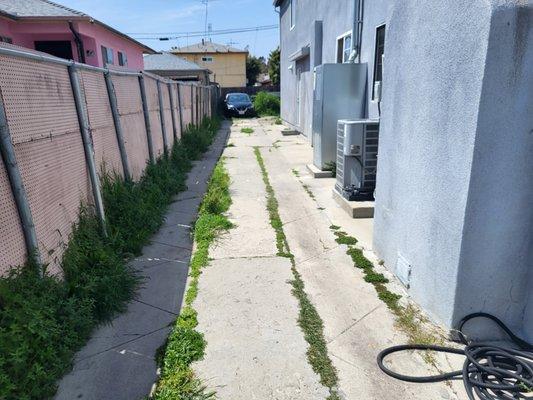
[202,0,209,39]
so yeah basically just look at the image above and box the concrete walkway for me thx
[55,122,230,400]
[193,123,328,399]
[193,118,467,400]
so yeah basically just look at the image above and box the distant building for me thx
[144,52,211,84]
[171,40,247,88]
[0,0,155,69]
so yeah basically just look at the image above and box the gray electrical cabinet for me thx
[312,63,367,170]
[336,119,379,200]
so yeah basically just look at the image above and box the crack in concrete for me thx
[149,239,193,251]
[327,305,383,344]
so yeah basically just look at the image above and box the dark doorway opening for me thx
[35,41,73,60]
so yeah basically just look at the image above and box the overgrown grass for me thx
[253,91,280,117]
[254,147,339,399]
[153,159,233,400]
[0,117,221,400]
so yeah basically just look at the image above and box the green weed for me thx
[0,118,221,400]
[330,227,442,361]
[241,127,254,135]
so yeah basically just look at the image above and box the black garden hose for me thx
[377,313,533,400]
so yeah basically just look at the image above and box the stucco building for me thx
[0,0,154,69]
[171,40,247,88]
[274,0,389,139]
[275,0,533,340]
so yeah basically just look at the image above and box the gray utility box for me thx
[312,63,367,170]
[336,119,379,200]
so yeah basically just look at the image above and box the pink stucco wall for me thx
[0,17,146,69]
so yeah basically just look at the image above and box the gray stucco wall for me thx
[278,0,355,138]
[373,0,533,338]
[278,0,392,136]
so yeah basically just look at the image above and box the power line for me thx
[127,24,278,40]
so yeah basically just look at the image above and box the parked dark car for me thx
[224,93,254,117]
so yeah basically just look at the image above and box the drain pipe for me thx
[349,0,363,63]
[0,89,42,271]
[69,21,86,64]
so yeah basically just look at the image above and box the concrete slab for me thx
[332,189,375,218]
[307,163,333,178]
[193,257,329,400]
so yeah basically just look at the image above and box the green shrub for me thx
[0,117,221,400]
[253,91,280,116]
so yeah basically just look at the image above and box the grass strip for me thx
[254,147,340,400]
[331,227,442,363]
[0,118,220,400]
[152,159,233,400]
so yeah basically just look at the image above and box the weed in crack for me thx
[254,147,339,399]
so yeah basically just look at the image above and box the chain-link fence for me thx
[0,43,219,275]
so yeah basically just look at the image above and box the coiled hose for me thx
[377,313,533,399]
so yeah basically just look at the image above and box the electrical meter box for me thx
[312,63,367,170]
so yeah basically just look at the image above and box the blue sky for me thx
[59,0,279,58]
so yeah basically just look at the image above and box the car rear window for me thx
[228,94,250,102]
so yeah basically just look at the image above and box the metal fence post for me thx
[167,83,178,141]
[156,81,169,154]
[104,72,131,181]
[68,65,107,236]
[138,75,155,164]
[195,86,199,126]
[0,89,42,271]
[177,84,184,136]
[190,85,194,128]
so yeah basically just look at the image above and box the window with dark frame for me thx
[118,51,127,67]
[372,25,386,99]
[101,45,114,65]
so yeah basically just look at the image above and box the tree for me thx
[246,55,263,86]
[268,47,280,86]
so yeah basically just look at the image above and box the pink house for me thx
[0,0,155,70]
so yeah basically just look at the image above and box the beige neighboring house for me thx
[171,40,247,88]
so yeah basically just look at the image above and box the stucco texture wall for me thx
[0,18,146,69]
[180,53,246,88]
[278,0,391,137]
[373,0,533,339]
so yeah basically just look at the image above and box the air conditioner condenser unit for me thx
[335,119,379,201]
